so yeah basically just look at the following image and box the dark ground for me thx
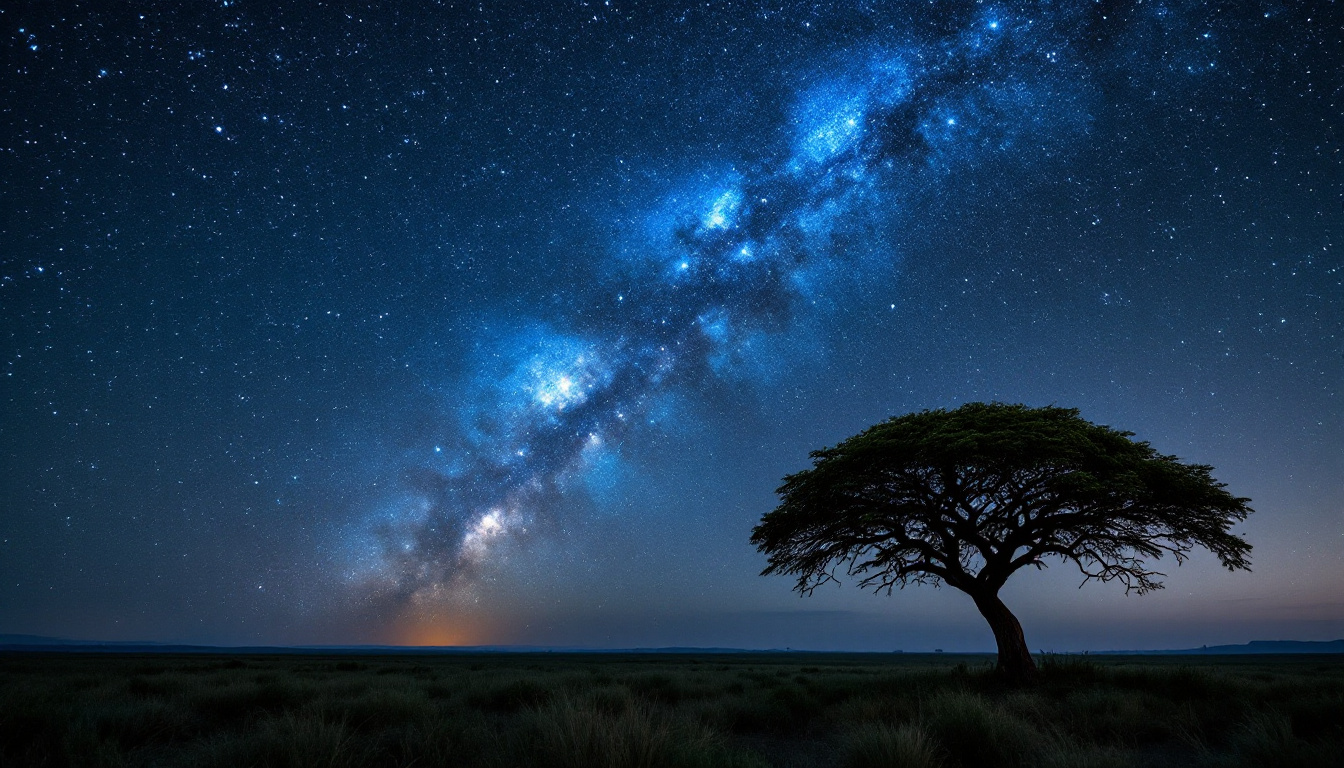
[2,651,1341,767]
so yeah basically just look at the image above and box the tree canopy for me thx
[751,402,1253,678]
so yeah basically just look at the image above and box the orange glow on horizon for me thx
[392,611,492,647]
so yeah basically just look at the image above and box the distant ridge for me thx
[0,636,777,654]
[3,635,1341,655]
[1099,639,1344,655]
[0,634,83,646]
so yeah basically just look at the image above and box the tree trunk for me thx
[971,590,1037,681]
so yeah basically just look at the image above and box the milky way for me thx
[342,3,1199,611]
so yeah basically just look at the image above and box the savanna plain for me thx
[2,652,1341,768]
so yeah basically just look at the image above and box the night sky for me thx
[3,1,1340,651]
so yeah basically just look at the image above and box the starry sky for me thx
[3,1,1340,651]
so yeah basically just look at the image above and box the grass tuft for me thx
[923,690,1043,767]
[527,692,759,768]
[193,711,370,768]
[841,722,943,768]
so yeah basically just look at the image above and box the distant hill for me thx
[0,637,774,654]
[0,634,83,646]
[3,634,1341,655]
[1116,639,1344,655]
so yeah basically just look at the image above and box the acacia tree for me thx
[751,402,1253,679]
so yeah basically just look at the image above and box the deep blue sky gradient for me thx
[3,1,1340,650]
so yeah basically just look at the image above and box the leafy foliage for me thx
[752,402,1253,597]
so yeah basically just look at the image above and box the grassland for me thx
[1,651,1341,767]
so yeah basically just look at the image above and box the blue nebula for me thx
[345,7,1132,604]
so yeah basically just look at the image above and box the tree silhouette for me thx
[751,402,1253,679]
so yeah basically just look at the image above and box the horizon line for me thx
[2,635,1341,656]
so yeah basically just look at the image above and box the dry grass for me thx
[1,652,1341,767]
